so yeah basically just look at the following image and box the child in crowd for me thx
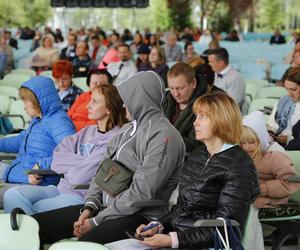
[0,76,75,208]
[241,111,300,208]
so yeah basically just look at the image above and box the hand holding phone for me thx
[125,231,145,241]
[268,130,279,137]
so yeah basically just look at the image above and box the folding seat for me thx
[72,77,89,92]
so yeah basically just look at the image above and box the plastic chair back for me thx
[248,98,278,114]
[49,241,109,250]
[8,100,31,129]
[0,95,10,114]
[240,63,266,80]
[271,63,289,81]
[72,77,89,92]
[0,212,39,250]
[39,70,53,77]
[258,86,287,99]
[0,85,19,100]
[1,74,31,88]
[11,68,36,77]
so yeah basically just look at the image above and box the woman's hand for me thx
[136,223,160,237]
[275,135,288,146]
[141,234,172,249]
[28,174,42,185]
[270,133,287,146]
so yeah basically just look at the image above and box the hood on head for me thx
[21,76,62,117]
[117,71,165,122]
[243,111,271,151]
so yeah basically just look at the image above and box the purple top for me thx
[51,125,120,199]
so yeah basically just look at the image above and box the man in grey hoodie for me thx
[33,71,186,248]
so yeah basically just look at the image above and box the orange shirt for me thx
[68,91,96,131]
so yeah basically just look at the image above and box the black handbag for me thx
[95,150,133,197]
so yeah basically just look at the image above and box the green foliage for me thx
[23,0,53,27]
[0,0,52,27]
[210,3,232,32]
[150,0,170,31]
[167,0,192,30]
[0,0,26,26]
[256,0,285,30]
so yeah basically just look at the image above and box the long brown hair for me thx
[94,84,127,131]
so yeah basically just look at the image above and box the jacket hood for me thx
[243,111,271,152]
[117,71,165,123]
[21,76,63,117]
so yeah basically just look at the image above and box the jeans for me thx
[0,160,8,180]
[3,185,84,215]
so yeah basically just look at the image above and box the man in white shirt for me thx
[208,48,245,110]
[107,44,137,85]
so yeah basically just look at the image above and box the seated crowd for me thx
[0,26,299,249]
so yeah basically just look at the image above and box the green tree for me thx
[257,0,285,30]
[0,0,52,27]
[150,0,170,31]
[167,0,192,30]
[0,0,26,27]
[23,0,53,27]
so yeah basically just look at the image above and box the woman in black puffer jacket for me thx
[135,92,259,249]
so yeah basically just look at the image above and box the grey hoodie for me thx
[85,71,186,227]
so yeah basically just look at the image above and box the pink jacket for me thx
[255,151,300,208]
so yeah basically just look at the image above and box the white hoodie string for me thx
[130,120,137,136]
[116,120,137,161]
[216,217,230,250]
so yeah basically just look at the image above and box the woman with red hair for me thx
[52,60,83,111]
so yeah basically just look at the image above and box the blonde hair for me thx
[240,126,262,163]
[19,87,41,113]
[193,92,242,144]
[187,57,205,68]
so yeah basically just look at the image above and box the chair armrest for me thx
[2,114,26,128]
[10,207,26,230]
[193,219,240,227]
[73,184,90,190]
[127,200,168,208]
[26,169,59,176]
[287,176,300,183]
[0,153,17,160]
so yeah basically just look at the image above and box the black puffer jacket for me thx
[286,119,300,150]
[166,144,259,249]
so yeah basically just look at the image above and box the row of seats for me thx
[1,149,299,250]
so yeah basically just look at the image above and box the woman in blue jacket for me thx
[0,76,75,208]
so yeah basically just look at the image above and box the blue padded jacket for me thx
[1,76,76,185]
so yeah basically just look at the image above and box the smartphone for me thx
[268,130,279,137]
[125,231,145,241]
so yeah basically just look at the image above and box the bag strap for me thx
[109,148,118,160]
[227,219,244,250]
[215,217,230,250]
